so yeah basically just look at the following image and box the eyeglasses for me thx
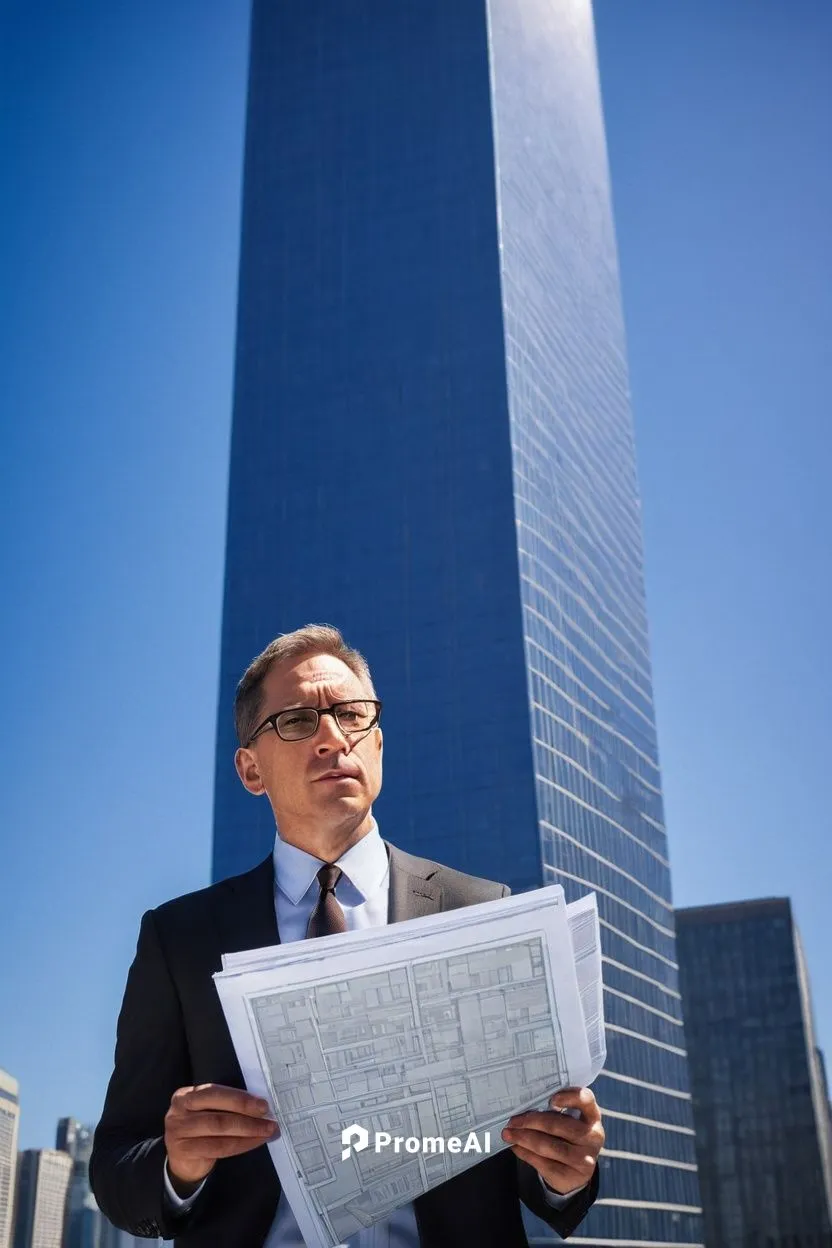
[246,700,383,745]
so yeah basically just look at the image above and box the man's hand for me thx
[502,1087,604,1196]
[164,1084,279,1194]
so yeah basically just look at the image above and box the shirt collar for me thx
[272,819,389,907]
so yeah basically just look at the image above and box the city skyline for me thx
[1,1111,158,1248]
[1,0,830,1168]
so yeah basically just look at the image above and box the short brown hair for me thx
[234,623,377,746]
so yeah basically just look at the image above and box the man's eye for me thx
[280,711,315,728]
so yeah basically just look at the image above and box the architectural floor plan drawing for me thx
[215,884,604,1248]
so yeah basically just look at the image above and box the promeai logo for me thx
[341,1124,369,1160]
[341,1123,491,1160]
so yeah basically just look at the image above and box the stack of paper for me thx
[214,884,605,1248]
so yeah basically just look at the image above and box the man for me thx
[91,625,603,1246]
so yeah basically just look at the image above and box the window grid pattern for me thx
[0,1103,18,1248]
[486,0,702,1240]
[676,902,832,1247]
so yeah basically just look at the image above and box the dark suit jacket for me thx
[90,842,598,1246]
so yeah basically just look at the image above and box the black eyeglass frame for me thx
[246,699,383,747]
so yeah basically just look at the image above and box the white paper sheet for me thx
[214,885,604,1248]
[566,892,606,1074]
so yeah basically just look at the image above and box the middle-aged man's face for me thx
[234,653,383,833]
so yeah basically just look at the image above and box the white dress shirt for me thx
[165,822,578,1245]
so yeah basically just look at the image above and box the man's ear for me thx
[235,746,266,796]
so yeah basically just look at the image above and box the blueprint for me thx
[214,884,604,1248]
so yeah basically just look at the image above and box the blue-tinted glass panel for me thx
[677,901,832,1246]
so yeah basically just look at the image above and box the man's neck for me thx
[276,811,375,864]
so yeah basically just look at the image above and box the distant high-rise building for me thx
[12,1150,71,1248]
[99,1224,158,1248]
[676,898,832,1248]
[96,1225,117,1248]
[213,1,702,1242]
[0,1071,20,1248]
[55,1120,100,1248]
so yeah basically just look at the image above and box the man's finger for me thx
[550,1086,601,1124]
[502,1126,583,1166]
[168,1110,278,1140]
[509,1144,589,1192]
[170,1133,277,1162]
[505,1110,586,1142]
[173,1084,271,1117]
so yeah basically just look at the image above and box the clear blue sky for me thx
[1,1,829,1151]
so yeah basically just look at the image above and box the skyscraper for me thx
[676,899,832,1248]
[213,1,702,1241]
[55,1120,101,1248]
[99,1224,159,1248]
[12,1150,71,1248]
[0,1071,20,1248]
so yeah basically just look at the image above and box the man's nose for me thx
[315,712,349,753]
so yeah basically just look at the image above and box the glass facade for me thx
[676,900,832,1248]
[213,1,702,1241]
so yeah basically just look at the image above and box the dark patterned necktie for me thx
[306,864,347,938]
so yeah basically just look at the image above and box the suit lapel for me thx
[213,854,280,959]
[385,840,443,922]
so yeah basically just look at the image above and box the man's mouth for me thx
[316,770,360,782]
